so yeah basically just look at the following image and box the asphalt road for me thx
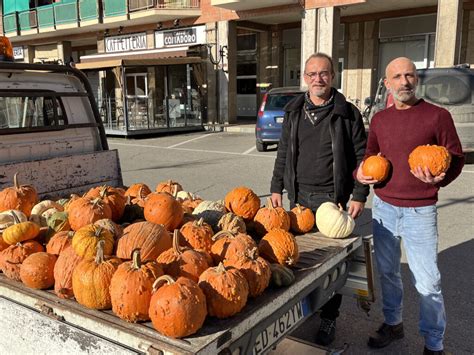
[109,131,474,355]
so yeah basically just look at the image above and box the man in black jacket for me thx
[270,52,369,346]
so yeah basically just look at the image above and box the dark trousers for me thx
[291,189,346,321]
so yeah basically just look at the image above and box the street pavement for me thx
[109,129,473,355]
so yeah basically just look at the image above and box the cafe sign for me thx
[155,26,206,48]
[105,32,147,53]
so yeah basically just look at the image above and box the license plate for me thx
[275,116,284,123]
[253,298,310,355]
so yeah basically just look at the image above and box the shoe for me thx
[367,322,404,348]
[315,318,336,346]
[423,347,445,355]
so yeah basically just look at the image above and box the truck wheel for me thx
[256,141,267,152]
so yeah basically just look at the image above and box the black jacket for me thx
[270,91,369,204]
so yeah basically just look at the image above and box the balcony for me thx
[211,0,299,11]
[18,9,38,35]
[54,0,79,29]
[3,13,19,35]
[80,0,101,25]
[37,5,55,32]
[127,0,201,22]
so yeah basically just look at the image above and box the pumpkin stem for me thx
[13,173,20,190]
[99,185,109,199]
[216,262,226,274]
[152,275,175,292]
[195,217,204,227]
[337,203,344,211]
[95,239,105,264]
[172,184,178,198]
[212,230,235,242]
[248,247,258,260]
[94,226,103,238]
[266,197,274,210]
[172,229,183,255]
[131,248,142,270]
[295,204,303,213]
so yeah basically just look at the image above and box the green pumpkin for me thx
[269,263,295,287]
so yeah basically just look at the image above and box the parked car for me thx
[255,86,303,152]
[364,64,474,154]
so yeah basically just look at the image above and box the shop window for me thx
[237,78,257,95]
[237,34,257,51]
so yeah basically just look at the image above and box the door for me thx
[125,72,148,129]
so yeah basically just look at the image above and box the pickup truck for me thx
[0,54,374,354]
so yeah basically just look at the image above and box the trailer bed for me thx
[0,233,361,354]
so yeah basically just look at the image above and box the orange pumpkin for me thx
[224,186,261,221]
[144,193,183,232]
[67,197,113,231]
[210,230,257,264]
[289,204,315,234]
[0,240,44,281]
[408,144,451,176]
[72,224,114,259]
[116,221,171,261]
[0,234,9,252]
[20,252,57,289]
[258,228,299,266]
[362,155,391,182]
[125,183,152,205]
[110,249,163,322]
[156,230,210,282]
[198,262,249,318]
[85,185,127,222]
[46,230,74,255]
[224,247,271,298]
[72,240,122,309]
[155,180,183,195]
[0,173,38,217]
[179,217,214,253]
[253,197,290,237]
[149,275,207,338]
[53,245,83,299]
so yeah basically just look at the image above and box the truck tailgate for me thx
[0,233,361,354]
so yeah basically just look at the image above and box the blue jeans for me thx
[372,194,446,351]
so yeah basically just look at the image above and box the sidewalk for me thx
[203,118,256,133]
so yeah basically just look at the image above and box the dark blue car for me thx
[255,86,302,152]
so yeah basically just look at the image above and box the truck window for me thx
[417,73,472,106]
[0,94,66,130]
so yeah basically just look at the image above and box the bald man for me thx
[356,57,464,355]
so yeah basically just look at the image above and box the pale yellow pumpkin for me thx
[315,202,355,239]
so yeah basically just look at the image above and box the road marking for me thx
[243,146,256,154]
[166,133,212,148]
[109,141,275,159]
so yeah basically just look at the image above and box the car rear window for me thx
[417,71,473,105]
[265,94,299,110]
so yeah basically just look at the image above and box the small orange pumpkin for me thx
[0,240,44,281]
[210,230,257,264]
[20,252,57,289]
[72,240,122,310]
[289,204,315,234]
[0,173,38,217]
[149,275,207,338]
[408,144,451,176]
[125,183,152,205]
[85,185,127,222]
[224,186,261,221]
[67,197,113,231]
[253,197,290,237]
[198,262,249,319]
[258,228,299,266]
[155,180,183,195]
[362,155,391,182]
[46,230,74,255]
[110,249,164,322]
[53,245,83,299]
[72,224,114,259]
[179,217,214,253]
[144,193,183,232]
[156,230,210,282]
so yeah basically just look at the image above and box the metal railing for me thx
[37,5,55,29]
[128,0,200,12]
[79,0,100,21]
[3,13,18,34]
[54,1,79,26]
[18,9,38,31]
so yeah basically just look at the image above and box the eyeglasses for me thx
[304,71,331,80]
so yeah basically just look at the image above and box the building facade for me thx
[2,0,473,135]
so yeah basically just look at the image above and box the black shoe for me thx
[367,322,404,348]
[315,318,336,346]
[423,347,445,355]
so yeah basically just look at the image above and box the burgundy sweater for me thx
[365,99,464,207]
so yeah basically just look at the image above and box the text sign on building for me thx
[13,46,24,60]
[155,26,206,48]
[105,32,147,53]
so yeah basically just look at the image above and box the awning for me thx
[76,47,203,70]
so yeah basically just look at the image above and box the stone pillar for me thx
[300,7,340,90]
[258,31,272,105]
[434,0,463,67]
[463,10,474,64]
[205,23,217,124]
[26,46,35,63]
[217,20,237,124]
[361,21,378,106]
[271,29,283,87]
[58,41,72,65]
[346,22,363,105]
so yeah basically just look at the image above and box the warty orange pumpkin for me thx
[253,198,290,237]
[224,186,261,221]
[54,245,83,299]
[0,240,44,281]
[20,252,57,289]
[289,204,315,234]
[0,173,38,217]
[144,192,184,232]
[258,228,299,267]
[408,144,451,176]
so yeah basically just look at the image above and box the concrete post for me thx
[217,20,237,124]
[258,31,271,106]
[434,0,463,67]
[57,41,72,65]
[205,23,217,124]
[300,7,340,90]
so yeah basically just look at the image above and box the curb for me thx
[203,124,255,134]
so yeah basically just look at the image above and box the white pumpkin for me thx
[0,210,28,232]
[315,202,355,239]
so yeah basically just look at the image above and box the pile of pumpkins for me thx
[0,174,355,339]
